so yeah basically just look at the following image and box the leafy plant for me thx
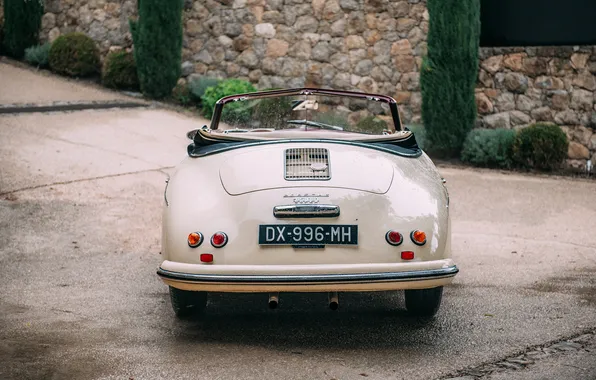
[3,0,44,58]
[48,33,100,77]
[24,42,50,68]
[201,79,257,121]
[102,50,139,90]
[461,128,516,168]
[406,124,427,150]
[512,123,568,171]
[188,76,221,103]
[132,0,183,99]
[420,0,481,157]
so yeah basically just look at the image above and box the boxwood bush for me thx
[512,123,568,171]
[24,43,51,68]
[102,50,139,90]
[461,128,516,168]
[48,33,100,77]
[201,79,256,121]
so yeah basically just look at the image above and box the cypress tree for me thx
[420,0,481,157]
[3,0,44,58]
[132,0,183,99]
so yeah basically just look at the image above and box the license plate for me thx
[259,224,358,245]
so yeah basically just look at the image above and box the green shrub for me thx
[354,116,388,134]
[102,51,139,90]
[461,128,516,168]
[171,82,192,106]
[132,0,183,99]
[24,43,51,68]
[420,0,480,157]
[3,0,44,58]
[512,123,568,171]
[201,79,257,121]
[406,124,427,150]
[189,76,221,102]
[48,33,100,77]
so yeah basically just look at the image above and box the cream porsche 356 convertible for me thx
[157,88,458,318]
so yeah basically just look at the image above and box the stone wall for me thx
[476,46,596,167]
[38,0,137,52]
[37,0,428,124]
[21,0,596,165]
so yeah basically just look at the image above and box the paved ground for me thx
[0,62,595,380]
[0,59,131,104]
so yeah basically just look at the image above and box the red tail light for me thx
[401,251,414,260]
[211,232,228,248]
[200,253,213,263]
[385,230,403,246]
[187,232,203,248]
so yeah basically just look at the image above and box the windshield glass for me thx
[214,93,397,135]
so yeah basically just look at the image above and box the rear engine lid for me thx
[219,146,394,195]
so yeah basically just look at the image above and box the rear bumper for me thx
[157,260,458,292]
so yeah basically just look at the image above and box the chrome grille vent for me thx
[284,148,330,180]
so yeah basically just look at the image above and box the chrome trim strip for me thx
[157,266,459,284]
[273,205,340,218]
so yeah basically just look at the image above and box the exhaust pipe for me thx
[328,292,339,310]
[268,293,279,309]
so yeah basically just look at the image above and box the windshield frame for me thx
[209,88,403,133]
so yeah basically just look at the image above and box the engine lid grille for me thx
[285,148,330,180]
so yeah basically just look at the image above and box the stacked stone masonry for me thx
[477,46,596,167]
[15,0,596,163]
[35,0,428,125]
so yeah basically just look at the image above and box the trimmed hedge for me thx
[461,128,516,168]
[48,33,100,77]
[512,123,568,171]
[132,0,183,99]
[102,51,139,90]
[3,0,44,58]
[24,43,51,68]
[201,79,257,121]
[420,0,481,157]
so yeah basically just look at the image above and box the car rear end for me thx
[158,142,457,294]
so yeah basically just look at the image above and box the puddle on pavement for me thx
[526,267,596,306]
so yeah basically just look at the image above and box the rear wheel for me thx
[169,287,207,318]
[405,286,443,317]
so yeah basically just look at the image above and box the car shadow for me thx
[166,291,453,350]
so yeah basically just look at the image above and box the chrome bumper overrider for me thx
[157,265,459,284]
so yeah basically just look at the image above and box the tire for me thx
[405,286,443,317]
[169,287,207,318]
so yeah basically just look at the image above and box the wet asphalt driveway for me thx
[0,62,595,380]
